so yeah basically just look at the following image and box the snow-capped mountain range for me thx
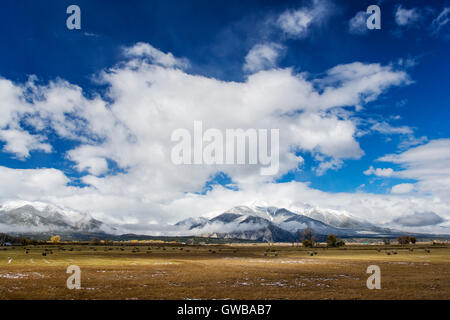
[174,202,396,242]
[0,200,442,241]
[0,201,105,233]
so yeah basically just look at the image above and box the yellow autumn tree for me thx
[50,235,61,243]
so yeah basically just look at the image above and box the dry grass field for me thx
[0,243,449,300]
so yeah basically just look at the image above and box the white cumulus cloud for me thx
[243,43,285,73]
[348,11,368,35]
[364,166,395,177]
[391,183,415,194]
[395,5,422,27]
[0,42,441,233]
[378,139,450,199]
[277,0,332,38]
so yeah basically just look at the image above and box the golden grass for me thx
[0,244,449,300]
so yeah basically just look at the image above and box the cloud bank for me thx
[0,39,448,234]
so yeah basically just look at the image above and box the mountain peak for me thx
[248,199,270,209]
[0,200,105,233]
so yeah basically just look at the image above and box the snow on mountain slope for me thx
[0,201,106,233]
[223,203,365,230]
[174,216,209,230]
[287,202,375,230]
[177,204,370,241]
[225,205,296,224]
[0,199,393,240]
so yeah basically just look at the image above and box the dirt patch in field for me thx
[0,245,449,299]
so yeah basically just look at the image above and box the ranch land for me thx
[0,243,449,300]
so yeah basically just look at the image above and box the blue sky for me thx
[0,0,449,232]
